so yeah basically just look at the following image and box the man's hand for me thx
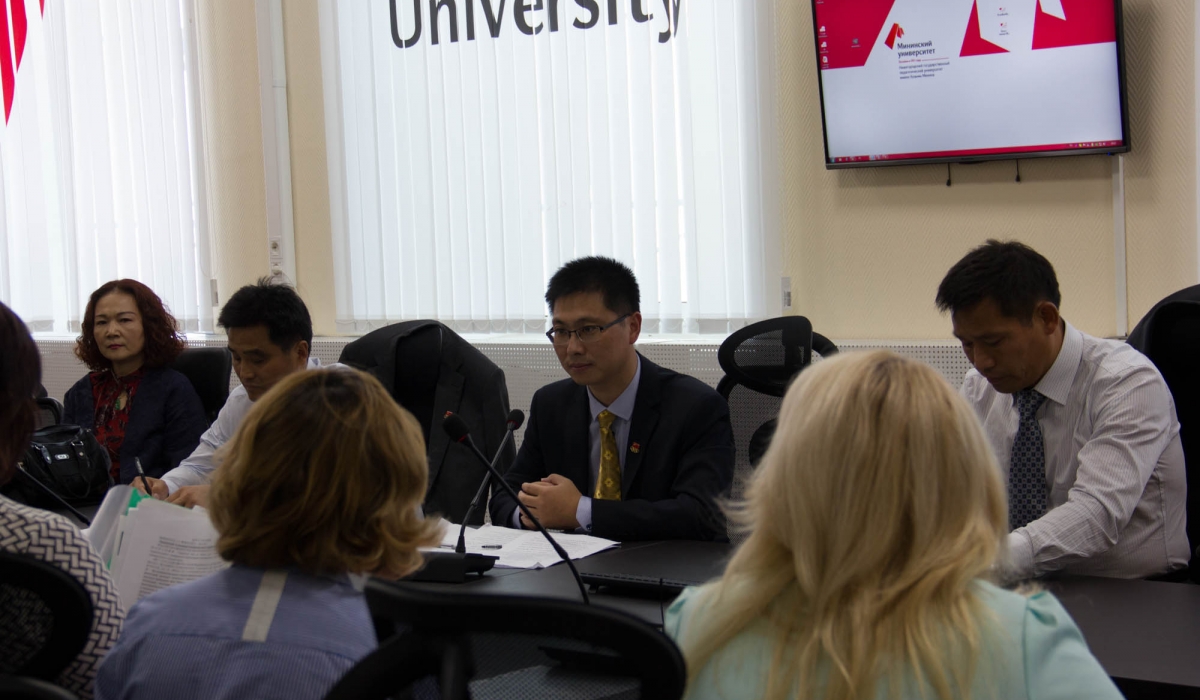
[134,476,171,500]
[166,485,211,509]
[517,474,581,530]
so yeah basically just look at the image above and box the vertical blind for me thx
[0,0,209,333]
[320,0,781,334]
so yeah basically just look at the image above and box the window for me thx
[320,0,781,334]
[0,0,210,332]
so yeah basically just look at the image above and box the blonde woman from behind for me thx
[95,368,443,700]
[665,350,1120,700]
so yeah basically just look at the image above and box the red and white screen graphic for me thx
[814,0,1125,164]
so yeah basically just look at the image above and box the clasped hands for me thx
[517,474,581,530]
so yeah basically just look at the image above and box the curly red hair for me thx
[76,279,186,371]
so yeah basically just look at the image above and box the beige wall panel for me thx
[282,0,338,336]
[196,0,270,308]
[261,0,1195,340]
[1121,0,1197,327]
[777,0,1190,340]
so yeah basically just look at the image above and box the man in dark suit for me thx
[489,257,734,541]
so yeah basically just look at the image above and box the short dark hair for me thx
[0,303,41,484]
[76,279,186,371]
[935,240,1061,321]
[218,278,313,350]
[545,257,640,316]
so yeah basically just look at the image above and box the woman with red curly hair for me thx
[63,280,207,484]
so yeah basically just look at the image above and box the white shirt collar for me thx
[1034,322,1083,406]
[588,355,642,422]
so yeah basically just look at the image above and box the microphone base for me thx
[404,551,497,583]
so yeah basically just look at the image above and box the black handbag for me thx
[4,425,113,508]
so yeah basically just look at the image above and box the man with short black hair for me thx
[489,256,734,541]
[142,278,326,507]
[937,240,1189,579]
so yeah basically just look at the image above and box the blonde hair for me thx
[209,368,442,578]
[682,350,1008,700]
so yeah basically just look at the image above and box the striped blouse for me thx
[95,564,377,700]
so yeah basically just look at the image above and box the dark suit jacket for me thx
[62,367,208,483]
[1127,284,1200,353]
[338,321,515,525]
[489,355,734,542]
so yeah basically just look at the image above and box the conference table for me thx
[56,502,1200,696]
[403,540,1200,699]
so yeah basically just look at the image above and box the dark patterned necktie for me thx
[1009,389,1048,530]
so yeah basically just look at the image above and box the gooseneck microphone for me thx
[455,409,524,554]
[443,413,590,604]
[16,464,92,526]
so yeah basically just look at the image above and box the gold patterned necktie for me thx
[594,410,621,500]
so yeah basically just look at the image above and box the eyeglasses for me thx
[546,314,630,346]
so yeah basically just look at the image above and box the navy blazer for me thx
[489,355,734,542]
[62,367,208,484]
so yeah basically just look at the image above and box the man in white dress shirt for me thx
[139,279,329,508]
[937,240,1189,579]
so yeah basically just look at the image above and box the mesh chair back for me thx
[34,398,63,431]
[0,551,93,683]
[1140,302,1200,565]
[716,317,837,545]
[326,580,686,700]
[170,347,232,424]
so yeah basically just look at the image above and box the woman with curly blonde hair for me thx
[96,368,442,700]
[666,350,1120,700]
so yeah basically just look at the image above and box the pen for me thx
[135,457,153,497]
[481,544,503,550]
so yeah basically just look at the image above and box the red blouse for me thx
[90,368,144,481]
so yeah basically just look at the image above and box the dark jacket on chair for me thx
[489,355,734,542]
[62,367,208,483]
[1127,283,1200,353]
[338,321,515,525]
[1127,287,1200,566]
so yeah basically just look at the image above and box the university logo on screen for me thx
[390,0,684,48]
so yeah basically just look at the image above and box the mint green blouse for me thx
[665,580,1123,700]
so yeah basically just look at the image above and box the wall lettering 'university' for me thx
[390,0,684,48]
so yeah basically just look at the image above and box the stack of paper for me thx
[437,524,618,569]
[83,486,229,608]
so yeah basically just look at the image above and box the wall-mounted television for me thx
[812,0,1130,169]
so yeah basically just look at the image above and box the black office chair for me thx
[33,398,63,431]
[170,347,232,424]
[716,317,837,544]
[339,320,515,526]
[0,677,80,699]
[0,551,93,696]
[389,323,442,444]
[1128,298,1200,582]
[325,580,687,700]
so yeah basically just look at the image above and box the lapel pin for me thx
[630,442,641,454]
